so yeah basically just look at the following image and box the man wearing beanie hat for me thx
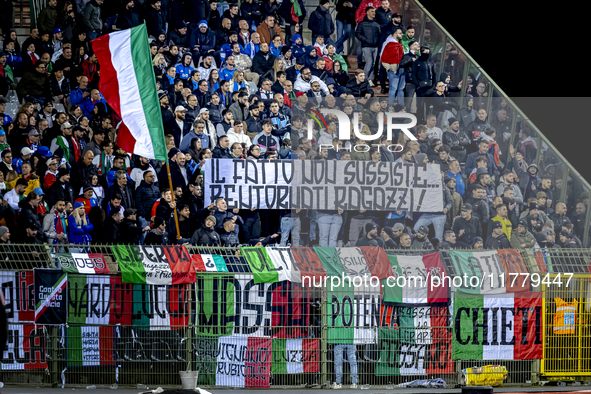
[74,184,98,215]
[189,20,216,60]
[144,216,169,245]
[0,226,10,244]
[521,201,552,233]
[119,208,151,244]
[452,203,482,248]
[355,222,385,247]
[46,168,74,208]
[557,229,576,248]
[190,215,221,246]
[380,227,398,248]
[169,22,189,52]
[413,152,428,164]
[442,116,471,162]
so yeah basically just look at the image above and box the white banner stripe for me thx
[35,275,67,318]
[108,29,155,158]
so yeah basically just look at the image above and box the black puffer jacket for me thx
[135,180,160,219]
[308,5,334,37]
[185,0,209,23]
[443,129,471,151]
[191,225,221,246]
[411,57,436,89]
[119,218,145,244]
[46,180,75,208]
[355,16,380,47]
[16,201,48,243]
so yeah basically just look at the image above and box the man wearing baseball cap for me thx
[167,106,192,147]
[12,147,34,174]
[484,221,511,249]
[452,203,482,248]
[21,129,41,154]
[411,225,434,249]
[43,157,60,189]
[511,219,536,249]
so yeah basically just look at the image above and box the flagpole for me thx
[166,161,182,240]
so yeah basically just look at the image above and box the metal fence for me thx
[1,245,591,388]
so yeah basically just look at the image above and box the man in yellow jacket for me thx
[5,160,40,195]
[490,204,512,240]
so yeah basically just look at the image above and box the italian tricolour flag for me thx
[93,24,167,161]
[452,292,543,360]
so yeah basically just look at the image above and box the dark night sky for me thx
[419,0,591,184]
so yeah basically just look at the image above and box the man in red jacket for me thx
[379,27,404,108]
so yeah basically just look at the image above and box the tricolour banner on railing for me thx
[451,291,543,360]
[382,252,449,306]
[66,326,115,367]
[34,269,67,325]
[449,249,530,294]
[113,245,196,285]
[376,305,453,376]
[56,253,110,274]
[67,274,133,325]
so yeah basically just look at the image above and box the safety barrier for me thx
[0,245,590,388]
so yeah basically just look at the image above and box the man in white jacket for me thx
[4,178,28,212]
[294,68,329,95]
[226,122,252,148]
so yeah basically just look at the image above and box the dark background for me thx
[419,1,591,184]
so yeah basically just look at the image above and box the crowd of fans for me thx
[0,0,587,251]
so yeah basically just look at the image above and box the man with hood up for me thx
[175,53,194,80]
[302,45,319,69]
[118,0,141,29]
[144,0,166,38]
[411,46,436,122]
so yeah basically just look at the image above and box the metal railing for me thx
[2,245,591,387]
